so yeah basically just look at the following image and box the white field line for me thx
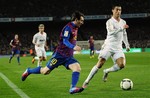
[0,72,30,98]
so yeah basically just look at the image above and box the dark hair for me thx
[71,11,84,21]
[112,4,121,10]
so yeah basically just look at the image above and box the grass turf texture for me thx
[0,52,150,98]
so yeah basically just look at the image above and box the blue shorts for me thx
[90,46,94,51]
[46,52,79,70]
[12,49,20,55]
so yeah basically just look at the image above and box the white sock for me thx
[105,64,120,73]
[37,60,42,66]
[85,66,99,83]
[34,56,39,60]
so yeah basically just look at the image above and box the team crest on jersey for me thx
[64,31,69,37]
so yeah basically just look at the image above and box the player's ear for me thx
[75,18,78,21]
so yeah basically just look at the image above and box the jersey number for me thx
[50,58,57,66]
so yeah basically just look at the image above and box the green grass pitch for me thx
[0,52,150,98]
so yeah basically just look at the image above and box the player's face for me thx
[75,16,84,28]
[15,35,18,39]
[112,6,122,18]
[39,27,44,32]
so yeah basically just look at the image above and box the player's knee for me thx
[39,57,43,61]
[77,67,81,72]
[118,63,125,69]
[41,70,50,75]
[73,66,81,72]
[40,67,51,75]
[43,57,46,61]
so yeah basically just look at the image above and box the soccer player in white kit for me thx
[82,5,130,88]
[32,24,48,66]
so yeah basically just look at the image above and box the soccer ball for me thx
[120,78,133,90]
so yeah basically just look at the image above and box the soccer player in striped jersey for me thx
[22,11,84,94]
[88,36,95,58]
[9,34,21,65]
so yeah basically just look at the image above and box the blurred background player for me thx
[9,34,21,65]
[22,11,84,94]
[88,36,94,58]
[32,24,48,66]
[82,4,130,88]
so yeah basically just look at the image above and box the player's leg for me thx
[102,51,125,82]
[82,49,111,88]
[37,56,43,66]
[22,53,64,81]
[9,50,15,63]
[68,61,84,94]
[82,58,106,88]
[35,48,43,66]
[32,48,38,64]
[42,49,47,61]
[90,49,92,58]
[91,48,94,58]
[16,50,21,65]
[32,56,39,64]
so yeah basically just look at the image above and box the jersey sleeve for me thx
[123,29,130,48]
[45,33,47,46]
[62,26,75,49]
[106,20,124,35]
[32,34,37,44]
[10,39,14,46]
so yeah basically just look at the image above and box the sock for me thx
[34,56,39,60]
[71,72,80,88]
[17,56,20,63]
[37,60,42,66]
[28,66,41,74]
[85,66,99,83]
[105,64,120,73]
[9,55,13,62]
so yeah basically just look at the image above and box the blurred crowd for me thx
[0,18,150,55]
[0,0,150,17]
[0,0,150,55]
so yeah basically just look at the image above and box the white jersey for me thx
[33,32,47,49]
[103,17,129,50]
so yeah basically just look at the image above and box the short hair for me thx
[112,4,121,10]
[38,24,44,28]
[71,11,84,21]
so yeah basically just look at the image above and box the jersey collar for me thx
[71,22,78,28]
[111,17,121,23]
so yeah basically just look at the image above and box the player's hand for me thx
[73,45,81,51]
[123,24,129,29]
[126,47,130,52]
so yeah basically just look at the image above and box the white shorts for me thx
[98,48,125,63]
[35,47,46,58]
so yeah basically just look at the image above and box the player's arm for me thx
[19,40,21,46]
[123,30,130,52]
[63,26,81,51]
[32,35,38,47]
[44,34,48,50]
[106,20,129,35]
[10,40,15,47]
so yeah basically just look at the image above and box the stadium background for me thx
[0,0,150,98]
[0,0,150,55]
